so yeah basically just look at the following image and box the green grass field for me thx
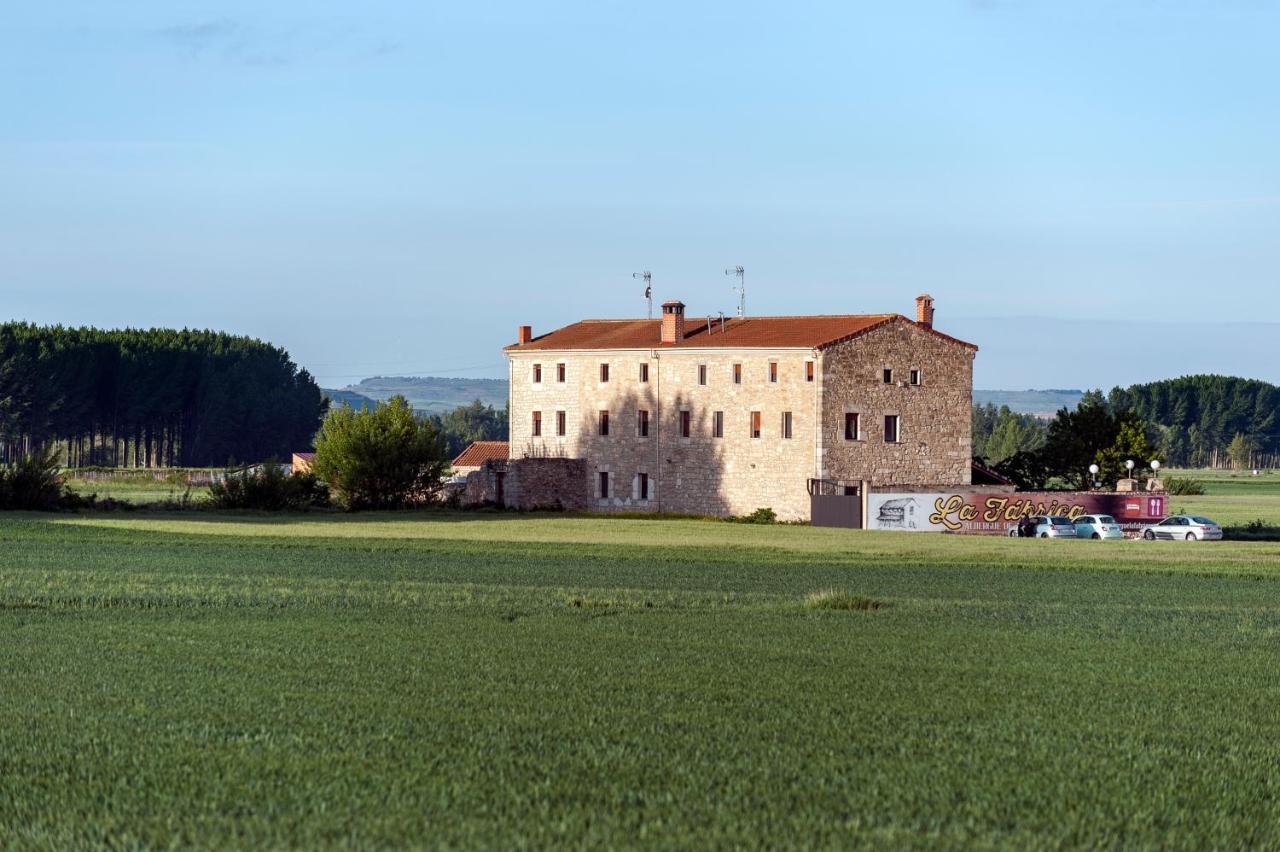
[6,512,1280,847]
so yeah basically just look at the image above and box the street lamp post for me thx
[1125,459,1135,481]
[1088,463,1100,490]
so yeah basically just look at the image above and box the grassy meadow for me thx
[6,511,1280,848]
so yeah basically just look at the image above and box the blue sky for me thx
[3,1,1278,389]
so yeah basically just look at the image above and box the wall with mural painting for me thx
[866,491,1168,534]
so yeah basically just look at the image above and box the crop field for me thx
[5,513,1280,848]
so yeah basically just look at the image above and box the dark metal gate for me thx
[808,479,862,529]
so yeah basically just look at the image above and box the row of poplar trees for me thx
[0,322,327,468]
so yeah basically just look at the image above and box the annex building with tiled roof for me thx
[498,295,977,521]
[451,440,511,476]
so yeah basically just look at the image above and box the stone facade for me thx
[506,314,974,521]
[819,320,973,490]
[462,457,588,511]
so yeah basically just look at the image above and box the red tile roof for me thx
[452,440,509,468]
[505,314,976,352]
[292,452,315,461]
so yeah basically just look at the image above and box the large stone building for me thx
[502,295,977,521]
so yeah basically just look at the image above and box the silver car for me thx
[1074,514,1125,540]
[1140,515,1223,541]
[1009,515,1079,538]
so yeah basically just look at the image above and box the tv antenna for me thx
[633,270,652,319]
[725,265,745,317]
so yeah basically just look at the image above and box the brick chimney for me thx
[518,325,533,344]
[660,300,691,342]
[915,295,935,330]
[660,301,686,344]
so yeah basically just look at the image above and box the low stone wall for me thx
[461,457,588,511]
[506,457,588,510]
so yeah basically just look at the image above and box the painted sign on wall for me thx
[866,491,1167,534]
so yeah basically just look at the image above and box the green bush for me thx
[208,463,330,510]
[1223,520,1280,542]
[311,396,449,510]
[0,446,78,510]
[1164,476,1206,496]
[732,507,778,524]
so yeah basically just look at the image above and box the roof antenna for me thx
[725,265,745,317]
[633,271,652,319]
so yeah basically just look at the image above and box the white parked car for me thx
[1074,514,1125,540]
[1140,515,1223,541]
[1008,515,1079,538]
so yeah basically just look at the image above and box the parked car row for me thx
[1008,515,1223,541]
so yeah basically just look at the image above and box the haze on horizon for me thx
[3,1,1278,390]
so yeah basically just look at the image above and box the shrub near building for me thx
[311,396,449,510]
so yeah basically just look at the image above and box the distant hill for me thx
[333,376,508,415]
[973,389,1083,417]
[321,388,379,410]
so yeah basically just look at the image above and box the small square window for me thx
[698,364,707,385]
[556,411,566,436]
[533,364,542,383]
[910,369,921,386]
[750,411,761,439]
[805,361,814,382]
[600,364,610,383]
[712,411,724,438]
[531,411,542,436]
[680,410,691,438]
[637,409,649,438]
[781,411,792,439]
[556,363,566,382]
[883,368,893,384]
[769,362,778,383]
[639,363,649,383]
[733,364,742,384]
[599,410,610,436]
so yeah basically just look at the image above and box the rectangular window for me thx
[698,364,707,385]
[639,363,649,383]
[599,471,610,499]
[637,409,649,437]
[600,363,610,383]
[680,410,691,438]
[599,410,610,436]
[531,411,542,436]
[533,363,542,383]
[556,410,566,436]
[557,363,566,382]
[844,412,860,441]
[733,363,742,384]
[884,414,900,443]
[910,369,921,386]
[781,411,793,439]
[750,411,761,439]
[769,361,778,383]
[806,361,814,382]
[713,411,724,438]
[883,368,893,384]
[637,472,649,500]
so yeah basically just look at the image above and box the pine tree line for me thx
[0,323,327,468]
[1109,375,1280,468]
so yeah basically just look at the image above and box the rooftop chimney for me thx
[660,301,685,344]
[915,295,935,330]
[518,325,533,344]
